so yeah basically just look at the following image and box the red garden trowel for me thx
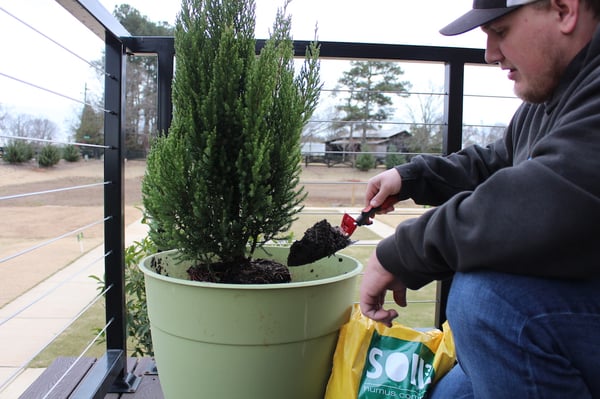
[287,196,398,266]
[340,196,398,237]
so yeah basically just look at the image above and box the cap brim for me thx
[439,7,518,36]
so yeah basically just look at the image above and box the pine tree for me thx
[334,61,411,143]
[74,103,103,158]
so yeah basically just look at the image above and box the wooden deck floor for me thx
[19,357,164,399]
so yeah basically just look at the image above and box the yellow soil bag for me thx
[325,305,456,399]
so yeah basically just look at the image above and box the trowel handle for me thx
[355,196,397,226]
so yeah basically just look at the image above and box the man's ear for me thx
[552,0,579,34]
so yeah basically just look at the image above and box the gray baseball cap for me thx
[440,0,540,36]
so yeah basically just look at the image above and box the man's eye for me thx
[492,27,507,37]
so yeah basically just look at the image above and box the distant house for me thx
[325,128,411,160]
[301,142,326,156]
[300,141,327,165]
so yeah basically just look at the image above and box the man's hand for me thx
[359,252,407,327]
[365,168,402,211]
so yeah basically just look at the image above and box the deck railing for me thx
[0,0,522,397]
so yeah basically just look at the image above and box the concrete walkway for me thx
[0,219,148,398]
[0,208,407,398]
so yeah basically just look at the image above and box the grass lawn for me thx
[30,301,107,367]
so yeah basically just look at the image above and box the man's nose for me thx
[484,35,503,65]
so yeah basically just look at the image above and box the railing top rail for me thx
[285,40,487,65]
[55,0,130,40]
[121,36,487,66]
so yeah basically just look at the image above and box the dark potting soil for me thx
[287,219,352,266]
[187,258,292,284]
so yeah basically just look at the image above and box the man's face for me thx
[482,4,567,103]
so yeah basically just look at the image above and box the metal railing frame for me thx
[56,0,487,395]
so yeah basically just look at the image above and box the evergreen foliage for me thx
[334,61,411,143]
[75,103,103,159]
[123,237,156,356]
[142,0,321,265]
[4,140,33,164]
[38,145,61,167]
[384,144,405,169]
[355,145,376,171]
[63,145,81,162]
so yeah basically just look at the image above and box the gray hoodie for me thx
[376,27,600,290]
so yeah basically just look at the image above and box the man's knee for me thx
[445,271,528,348]
[446,272,501,328]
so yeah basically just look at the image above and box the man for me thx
[359,0,600,397]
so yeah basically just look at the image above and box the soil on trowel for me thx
[185,258,292,284]
[287,219,352,266]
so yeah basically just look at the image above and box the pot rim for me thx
[139,247,363,290]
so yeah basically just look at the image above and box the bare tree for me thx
[405,84,444,154]
[27,117,57,141]
[5,114,57,154]
[462,123,505,147]
[0,104,6,132]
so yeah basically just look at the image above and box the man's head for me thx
[441,0,600,103]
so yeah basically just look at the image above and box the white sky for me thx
[0,0,521,141]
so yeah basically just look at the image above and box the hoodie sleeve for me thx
[378,99,600,290]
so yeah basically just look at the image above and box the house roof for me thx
[329,138,390,145]
[326,129,410,145]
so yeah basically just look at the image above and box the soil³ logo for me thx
[358,332,436,399]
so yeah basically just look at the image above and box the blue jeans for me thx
[428,271,600,399]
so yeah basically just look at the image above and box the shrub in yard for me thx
[356,146,376,171]
[63,145,80,162]
[384,144,406,169]
[4,141,34,164]
[38,145,61,167]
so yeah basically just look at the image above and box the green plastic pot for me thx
[139,246,362,399]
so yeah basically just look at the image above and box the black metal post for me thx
[72,32,140,399]
[156,41,175,133]
[443,60,467,156]
[103,31,142,395]
[103,28,128,377]
[434,59,469,329]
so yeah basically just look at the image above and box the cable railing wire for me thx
[322,88,442,96]
[307,119,442,126]
[305,119,509,130]
[0,134,111,150]
[300,150,440,156]
[0,251,107,327]
[0,217,110,264]
[0,5,108,79]
[321,87,518,100]
[0,71,108,114]
[0,182,109,202]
